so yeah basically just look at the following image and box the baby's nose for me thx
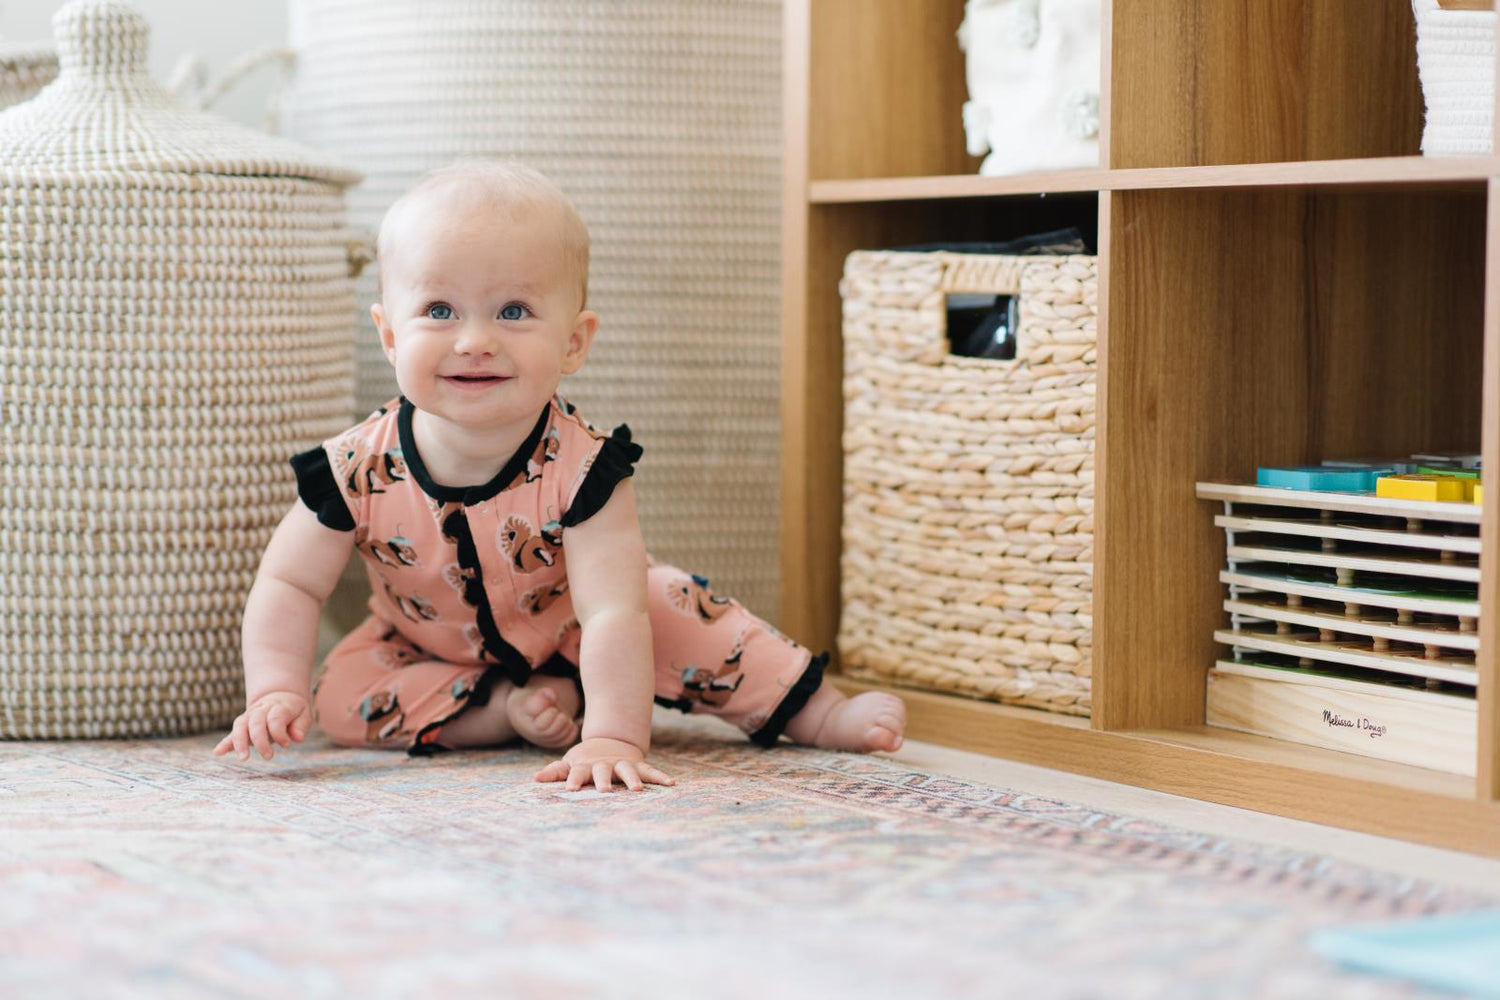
[454,324,498,354]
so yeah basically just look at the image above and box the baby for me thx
[214,161,906,790]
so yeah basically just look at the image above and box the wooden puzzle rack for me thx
[1198,483,1481,775]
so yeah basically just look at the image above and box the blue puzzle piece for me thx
[1256,466,1380,492]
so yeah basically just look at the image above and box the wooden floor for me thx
[888,736,1500,895]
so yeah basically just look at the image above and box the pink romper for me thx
[290,395,824,754]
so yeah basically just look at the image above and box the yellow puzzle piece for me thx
[1375,474,1469,502]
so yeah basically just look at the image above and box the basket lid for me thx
[0,0,359,186]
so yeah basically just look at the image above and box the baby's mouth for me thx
[444,374,508,384]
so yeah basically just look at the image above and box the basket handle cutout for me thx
[946,292,1019,361]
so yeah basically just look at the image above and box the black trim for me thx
[559,424,643,528]
[398,397,551,506]
[289,447,355,531]
[535,652,587,709]
[748,652,828,748]
[441,507,533,688]
[655,694,695,714]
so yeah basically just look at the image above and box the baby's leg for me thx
[781,682,906,753]
[504,675,581,749]
[316,616,497,752]
[435,684,518,748]
[646,566,906,753]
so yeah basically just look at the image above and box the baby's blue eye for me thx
[500,303,530,321]
[426,303,454,320]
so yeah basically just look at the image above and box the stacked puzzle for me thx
[1256,455,1482,506]
[1197,453,1483,775]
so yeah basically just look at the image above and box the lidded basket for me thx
[0,0,363,737]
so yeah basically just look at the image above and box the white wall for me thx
[0,0,287,127]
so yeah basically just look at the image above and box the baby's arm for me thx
[214,502,353,761]
[533,480,674,791]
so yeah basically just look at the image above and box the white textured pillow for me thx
[958,0,1101,175]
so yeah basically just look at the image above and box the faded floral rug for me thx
[1,713,1489,999]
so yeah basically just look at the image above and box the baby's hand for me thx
[214,691,312,761]
[533,737,675,792]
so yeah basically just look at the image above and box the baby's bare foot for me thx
[506,678,580,750]
[811,691,906,753]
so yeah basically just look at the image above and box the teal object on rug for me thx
[1311,910,1500,998]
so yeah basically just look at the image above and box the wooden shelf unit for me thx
[783,0,1500,855]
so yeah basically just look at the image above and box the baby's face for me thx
[372,195,595,437]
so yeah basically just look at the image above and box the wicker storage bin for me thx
[0,0,361,738]
[0,41,57,110]
[277,0,784,620]
[1413,0,1494,156]
[839,250,1096,715]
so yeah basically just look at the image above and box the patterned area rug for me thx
[2,713,1490,999]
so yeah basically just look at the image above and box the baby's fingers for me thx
[615,760,644,791]
[248,708,275,760]
[592,761,615,793]
[265,704,294,748]
[288,707,311,743]
[218,716,252,760]
[636,763,675,787]
[533,760,571,783]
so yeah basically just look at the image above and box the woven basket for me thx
[839,250,1096,715]
[1413,0,1494,156]
[277,0,784,621]
[0,41,57,109]
[0,0,361,738]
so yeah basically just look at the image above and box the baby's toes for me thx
[534,713,578,748]
[873,704,907,751]
[522,686,559,719]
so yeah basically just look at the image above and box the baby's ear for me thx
[371,303,396,364]
[561,310,599,375]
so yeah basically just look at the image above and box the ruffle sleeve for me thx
[290,447,356,532]
[559,425,643,528]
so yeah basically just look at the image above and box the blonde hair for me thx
[376,160,591,308]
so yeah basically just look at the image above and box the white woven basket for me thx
[277,0,784,620]
[839,250,1096,715]
[0,41,57,110]
[0,0,361,738]
[1413,0,1495,155]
